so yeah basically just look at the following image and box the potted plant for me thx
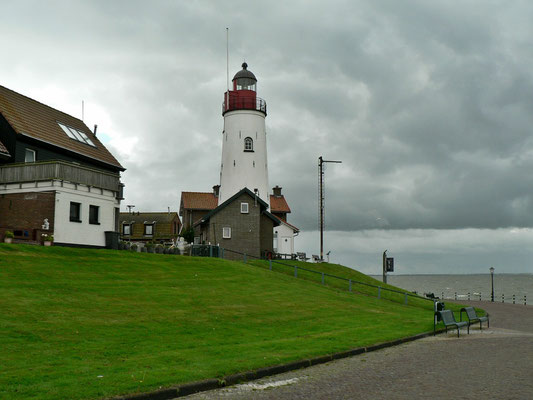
[4,231,14,244]
[41,233,54,246]
[146,242,154,253]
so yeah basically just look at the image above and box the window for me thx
[222,227,231,239]
[89,205,100,225]
[244,137,253,152]
[58,122,96,147]
[24,148,36,163]
[123,224,131,235]
[144,224,154,236]
[241,202,249,214]
[70,202,81,222]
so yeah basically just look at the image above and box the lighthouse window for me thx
[244,137,253,152]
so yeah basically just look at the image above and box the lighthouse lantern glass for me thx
[236,77,256,91]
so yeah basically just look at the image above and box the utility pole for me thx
[319,156,342,261]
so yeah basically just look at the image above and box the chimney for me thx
[273,185,282,197]
[213,185,220,197]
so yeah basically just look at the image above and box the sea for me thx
[369,274,533,304]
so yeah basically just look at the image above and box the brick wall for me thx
[0,191,55,240]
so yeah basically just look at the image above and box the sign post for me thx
[382,250,394,284]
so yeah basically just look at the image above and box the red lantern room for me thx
[223,63,267,116]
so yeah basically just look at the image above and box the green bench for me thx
[460,306,489,330]
[435,309,469,337]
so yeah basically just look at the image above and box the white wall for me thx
[274,223,295,255]
[219,109,269,207]
[54,183,118,246]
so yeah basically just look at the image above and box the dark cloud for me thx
[2,1,533,271]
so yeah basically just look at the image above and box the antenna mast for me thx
[226,27,229,111]
[319,156,342,262]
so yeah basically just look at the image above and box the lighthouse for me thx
[218,62,269,207]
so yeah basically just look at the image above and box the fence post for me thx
[513,294,515,304]
[468,292,470,301]
[441,291,444,300]
[221,248,224,259]
[349,279,352,292]
[269,259,272,271]
[378,286,381,299]
[502,294,504,303]
[244,253,247,264]
[454,292,457,300]
[209,245,213,258]
[404,293,408,305]
[479,292,481,301]
[321,272,324,285]
[294,266,298,278]
[525,295,527,306]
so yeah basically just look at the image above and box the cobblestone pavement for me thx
[182,302,533,400]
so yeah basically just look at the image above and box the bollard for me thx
[269,259,272,271]
[404,293,408,305]
[321,272,325,285]
[513,294,515,304]
[479,292,482,301]
[378,287,381,299]
[441,292,444,300]
[525,295,527,306]
[468,292,470,301]
[455,292,457,300]
[294,266,298,278]
[349,279,352,292]
[502,294,504,303]
[209,246,213,258]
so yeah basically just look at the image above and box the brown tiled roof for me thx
[119,211,180,225]
[0,85,124,170]
[0,139,9,157]
[270,195,291,213]
[181,192,218,210]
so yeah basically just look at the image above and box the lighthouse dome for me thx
[232,62,257,82]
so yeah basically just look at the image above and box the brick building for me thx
[194,188,279,260]
[120,211,181,244]
[0,84,125,246]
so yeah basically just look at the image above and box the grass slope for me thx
[1,244,435,400]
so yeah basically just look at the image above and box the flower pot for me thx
[4,238,12,244]
[44,241,52,246]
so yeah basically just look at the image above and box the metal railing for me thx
[0,160,121,192]
[217,247,435,309]
[222,96,267,115]
[442,291,527,305]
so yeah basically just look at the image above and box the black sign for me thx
[386,257,394,272]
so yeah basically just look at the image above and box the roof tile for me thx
[0,85,123,170]
[181,192,218,210]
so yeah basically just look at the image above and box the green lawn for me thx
[1,244,437,400]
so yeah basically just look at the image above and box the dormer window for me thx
[244,137,253,152]
[58,122,96,147]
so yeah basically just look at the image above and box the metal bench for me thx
[460,306,489,330]
[436,309,469,337]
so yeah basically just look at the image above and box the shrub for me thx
[5,231,14,239]
[181,227,195,244]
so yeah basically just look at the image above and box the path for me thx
[182,301,533,400]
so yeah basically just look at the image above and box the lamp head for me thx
[490,267,495,274]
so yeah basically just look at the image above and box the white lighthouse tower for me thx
[219,62,269,207]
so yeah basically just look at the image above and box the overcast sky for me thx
[2,0,533,275]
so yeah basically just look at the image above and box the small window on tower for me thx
[244,137,253,152]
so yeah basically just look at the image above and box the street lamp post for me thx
[490,267,495,302]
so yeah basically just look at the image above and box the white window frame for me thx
[123,224,131,235]
[222,227,231,239]
[240,202,249,214]
[24,148,36,163]
[244,137,253,151]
